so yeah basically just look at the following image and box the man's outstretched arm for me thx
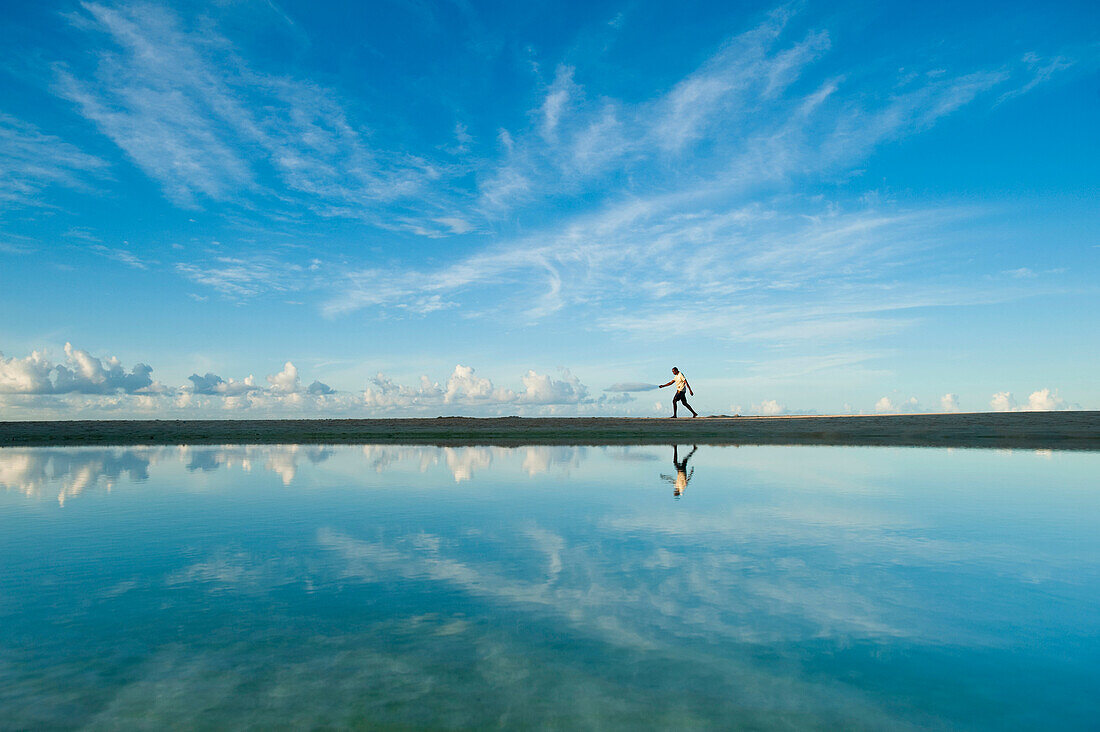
[658,380,674,388]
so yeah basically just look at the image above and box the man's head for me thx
[671,367,679,374]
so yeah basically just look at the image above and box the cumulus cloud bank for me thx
[266,361,300,394]
[0,344,630,419]
[1,344,1084,419]
[990,388,1073,412]
[752,399,787,416]
[875,396,921,414]
[0,342,155,394]
[363,365,615,414]
[187,372,259,396]
[307,380,335,396]
[0,344,365,418]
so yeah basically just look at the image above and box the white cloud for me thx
[363,365,600,415]
[0,350,53,394]
[752,399,786,416]
[444,364,500,403]
[606,382,657,392]
[0,236,37,255]
[433,217,473,235]
[518,368,588,404]
[1025,388,1067,411]
[325,200,985,345]
[175,255,310,299]
[467,7,1044,225]
[990,391,1017,412]
[0,113,106,208]
[187,372,259,396]
[997,52,1075,105]
[2,341,1085,420]
[540,65,577,141]
[651,10,799,152]
[90,245,152,269]
[53,2,445,228]
[63,4,1065,337]
[266,361,301,394]
[990,389,1073,412]
[0,343,154,395]
[875,395,921,414]
[307,380,335,395]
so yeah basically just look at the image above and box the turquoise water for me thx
[1,444,1098,729]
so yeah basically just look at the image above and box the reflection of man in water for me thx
[660,444,697,498]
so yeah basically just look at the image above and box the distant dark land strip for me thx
[2,412,1099,449]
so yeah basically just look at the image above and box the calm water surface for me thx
[1,444,1098,729]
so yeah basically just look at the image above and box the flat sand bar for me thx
[2,412,1098,449]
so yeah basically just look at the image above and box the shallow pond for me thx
[1,444,1098,728]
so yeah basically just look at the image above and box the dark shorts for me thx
[673,390,689,403]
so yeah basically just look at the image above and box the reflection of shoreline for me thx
[0,444,594,502]
[0,441,1072,507]
[362,445,587,482]
[0,447,159,506]
[183,444,333,485]
[0,445,337,504]
[4,413,1099,449]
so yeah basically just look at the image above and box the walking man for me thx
[659,367,698,418]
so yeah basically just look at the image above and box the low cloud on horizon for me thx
[605,382,658,392]
[0,343,1083,420]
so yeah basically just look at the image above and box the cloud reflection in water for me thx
[0,443,1098,727]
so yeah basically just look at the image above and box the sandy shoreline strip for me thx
[2,412,1098,449]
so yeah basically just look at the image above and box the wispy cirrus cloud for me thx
[0,233,39,255]
[175,254,317,299]
[472,6,1055,220]
[996,51,1076,105]
[310,7,1069,344]
[53,1,461,233]
[58,3,1071,366]
[39,1,1084,239]
[90,244,151,269]
[0,112,106,209]
[324,199,986,344]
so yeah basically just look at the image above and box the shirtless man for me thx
[659,367,697,418]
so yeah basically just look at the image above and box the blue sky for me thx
[0,0,1097,418]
